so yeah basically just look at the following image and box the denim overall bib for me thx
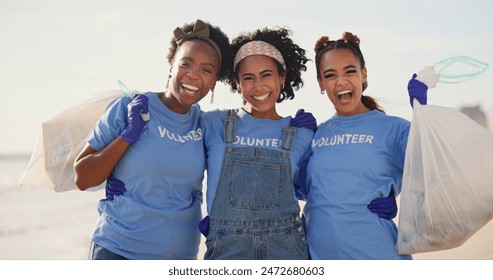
[204,110,308,260]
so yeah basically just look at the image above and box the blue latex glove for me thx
[199,216,210,237]
[121,94,149,143]
[367,192,397,220]
[408,73,428,108]
[105,174,126,201]
[290,109,317,131]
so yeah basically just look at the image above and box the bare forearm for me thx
[74,137,130,190]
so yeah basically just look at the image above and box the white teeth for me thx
[337,90,352,96]
[182,83,199,91]
[253,93,270,101]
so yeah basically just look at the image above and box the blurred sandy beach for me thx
[1,154,492,260]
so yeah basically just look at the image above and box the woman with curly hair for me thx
[200,27,315,260]
[302,32,412,259]
[74,19,232,260]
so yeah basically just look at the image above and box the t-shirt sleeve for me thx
[392,119,411,196]
[88,96,131,151]
[200,110,225,171]
[293,128,314,201]
[201,110,224,142]
[396,119,411,166]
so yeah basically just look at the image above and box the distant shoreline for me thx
[0,153,31,160]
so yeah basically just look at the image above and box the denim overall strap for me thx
[224,109,238,143]
[280,126,297,151]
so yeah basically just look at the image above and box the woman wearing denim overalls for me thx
[200,27,316,260]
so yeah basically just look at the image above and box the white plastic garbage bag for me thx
[19,90,122,192]
[397,101,493,254]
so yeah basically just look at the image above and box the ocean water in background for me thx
[0,154,208,260]
[0,154,101,260]
[1,154,492,260]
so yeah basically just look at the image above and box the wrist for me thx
[120,128,137,144]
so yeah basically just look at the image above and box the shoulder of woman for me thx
[385,114,411,127]
[104,95,132,114]
[201,109,230,126]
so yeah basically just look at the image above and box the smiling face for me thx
[317,48,368,116]
[236,55,285,119]
[166,39,220,114]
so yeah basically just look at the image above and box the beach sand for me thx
[1,156,492,260]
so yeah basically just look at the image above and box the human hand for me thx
[408,73,428,108]
[105,174,126,200]
[290,109,317,131]
[121,94,149,143]
[367,193,397,220]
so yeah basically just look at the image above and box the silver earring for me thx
[321,90,326,95]
[210,91,214,104]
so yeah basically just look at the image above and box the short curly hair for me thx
[229,27,308,102]
[167,20,232,82]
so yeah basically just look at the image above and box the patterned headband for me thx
[233,40,285,71]
[173,19,222,66]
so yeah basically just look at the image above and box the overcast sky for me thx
[1,0,493,154]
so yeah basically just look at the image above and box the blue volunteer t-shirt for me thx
[201,109,313,214]
[303,109,412,260]
[88,92,205,260]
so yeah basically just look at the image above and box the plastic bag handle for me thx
[433,56,489,84]
[117,80,150,121]
[117,80,140,97]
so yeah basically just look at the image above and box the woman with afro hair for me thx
[200,27,316,260]
[74,19,232,260]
